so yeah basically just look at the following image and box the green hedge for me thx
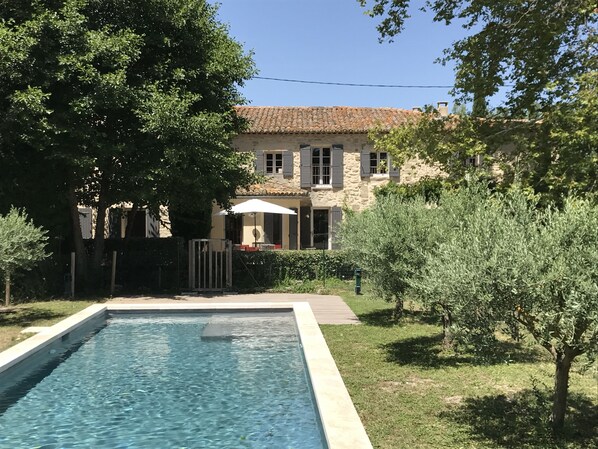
[232,250,356,289]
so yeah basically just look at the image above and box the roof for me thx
[235,106,419,134]
[237,177,309,197]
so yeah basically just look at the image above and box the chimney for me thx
[437,101,449,117]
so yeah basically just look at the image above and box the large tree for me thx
[359,0,597,116]
[0,0,255,287]
[360,1,597,203]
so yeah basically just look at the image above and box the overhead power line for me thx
[253,76,455,89]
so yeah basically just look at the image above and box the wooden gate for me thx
[188,239,232,292]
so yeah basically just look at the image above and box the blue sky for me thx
[214,0,507,110]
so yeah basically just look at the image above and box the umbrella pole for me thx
[253,213,257,247]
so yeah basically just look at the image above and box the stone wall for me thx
[233,133,442,212]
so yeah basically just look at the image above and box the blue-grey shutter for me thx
[330,207,343,250]
[389,155,400,179]
[263,213,274,244]
[288,208,298,250]
[147,213,160,237]
[78,207,92,239]
[331,144,344,187]
[282,150,293,178]
[300,144,311,188]
[254,150,264,173]
[108,208,122,239]
[361,149,371,178]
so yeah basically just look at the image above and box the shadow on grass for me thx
[357,307,439,328]
[445,389,598,448]
[0,307,64,328]
[382,333,546,368]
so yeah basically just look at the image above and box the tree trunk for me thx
[4,272,10,307]
[67,182,87,288]
[90,194,109,288]
[392,297,404,320]
[442,307,453,348]
[551,350,574,432]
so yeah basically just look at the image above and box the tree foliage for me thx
[359,0,597,115]
[412,187,598,431]
[0,0,256,287]
[339,195,440,318]
[0,208,49,306]
[342,183,597,430]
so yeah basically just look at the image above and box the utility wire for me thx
[254,76,515,89]
[253,76,454,89]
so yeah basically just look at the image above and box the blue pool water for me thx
[0,312,327,448]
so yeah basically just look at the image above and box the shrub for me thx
[232,250,355,290]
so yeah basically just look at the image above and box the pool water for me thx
[0,313,327,448]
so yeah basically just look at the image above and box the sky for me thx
[213,0,507,110]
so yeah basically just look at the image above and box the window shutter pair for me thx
[300,144,344,187]
[360,150,400,180]
[330,206,343,250]
[254,150,293,178]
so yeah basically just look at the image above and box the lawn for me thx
[0,300,94,352]
[320,284,598,449]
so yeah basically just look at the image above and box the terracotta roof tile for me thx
[235,106,419,134]
[237,177,309,197]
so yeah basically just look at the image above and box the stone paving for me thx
[107,293,360,325]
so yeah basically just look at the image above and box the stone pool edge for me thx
[0,302,373,449]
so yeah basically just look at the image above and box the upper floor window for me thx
[312,147,331,185]
[255,150,292,178]
[370,151,388,175]
[265,152,283,175]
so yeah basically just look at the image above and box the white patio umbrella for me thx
[215,199,297,246]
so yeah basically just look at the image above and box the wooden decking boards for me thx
[107,293,360,325]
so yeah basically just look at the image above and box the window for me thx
[312,147,331,185]
[265,153,283,174]
[465,154,482,167]
[370,152,388,174]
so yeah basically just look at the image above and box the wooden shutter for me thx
[78,207,92,239]
[299,206,311,249]
[389,155,400,179]
[331,144,344,187]
[254,150,264,173]
[300,144,311,188]
[283,150,293,178]
[361,149,371,178]
[263,213,274,244]
[147,212,160,238]
[108,208,121,239]
[289,208,298,250]
[330,207,343,250]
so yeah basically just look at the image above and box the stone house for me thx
[209,105,443,250]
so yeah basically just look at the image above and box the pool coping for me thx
[0,302,373,449]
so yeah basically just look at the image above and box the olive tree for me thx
[414,190,598,431]
[0,208,49,306]
[339,195,440,318]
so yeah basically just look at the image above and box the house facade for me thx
[210,106,442,250]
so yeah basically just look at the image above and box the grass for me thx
[0,300,94,352]
[320,283,598,449]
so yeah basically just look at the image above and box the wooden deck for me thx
[107,293,360,325]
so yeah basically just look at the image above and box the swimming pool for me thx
[0,303,372,449]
